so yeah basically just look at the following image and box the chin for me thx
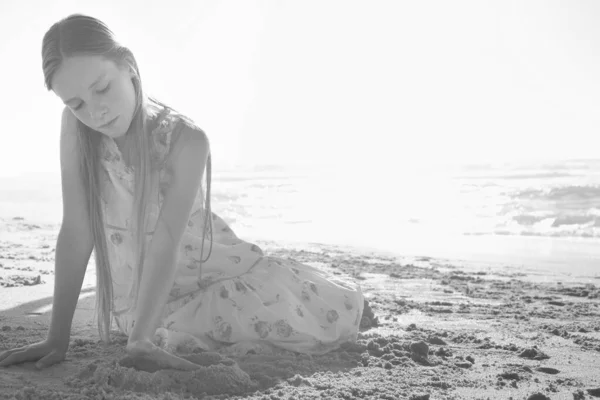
[108,119,132,138]
[121,115,135,135]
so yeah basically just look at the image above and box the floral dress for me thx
[99,107,365,355]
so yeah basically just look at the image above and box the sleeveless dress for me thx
[98,107,365,355]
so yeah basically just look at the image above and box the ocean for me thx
[2,158,600,279]
[211,158,600,240]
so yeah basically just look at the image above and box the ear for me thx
[117,62,135,78]
[121,55,137,78]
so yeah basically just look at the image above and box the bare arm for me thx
[1,109,100,369]
[47,107,95,346]
[128,124,209,344]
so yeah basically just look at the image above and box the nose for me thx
[89,104,109,123]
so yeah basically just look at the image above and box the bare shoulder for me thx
[179,121,208,147]
[167,116,210,163]
[58,107,93,240]
[60,106,78,139]
[173,113,208,144]
[154,117,210,245]
[59,107,80,169]
[162,118,209,189]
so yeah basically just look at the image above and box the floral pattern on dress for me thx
[326,310,339,324]
[234,280,248,294]
[219,285,229,299]
[212,316,232,341]
[110,232,123,246]
[253,320,271,339]
[274,319,293,338]
[228,256,241,264]
[250,244,263,255]
[102,106,365,355]
[344,296,354,311]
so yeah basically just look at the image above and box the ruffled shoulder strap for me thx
[150,107,180,169]
[151,105,209,166]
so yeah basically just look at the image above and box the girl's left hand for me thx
[125,339,201,371]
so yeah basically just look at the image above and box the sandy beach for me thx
[1,216,600,400]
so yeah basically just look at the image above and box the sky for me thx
[1,0,600,177]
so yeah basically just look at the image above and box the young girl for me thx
[0,14,365,371]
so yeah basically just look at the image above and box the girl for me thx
[0,14,365,371]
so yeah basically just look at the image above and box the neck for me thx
[113,102,166,165]
[114,134,130,154]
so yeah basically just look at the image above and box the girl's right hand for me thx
[0,339,68,369]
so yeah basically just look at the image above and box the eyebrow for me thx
[63,73,107,104]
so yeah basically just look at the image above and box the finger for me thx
[0,344,47,367]
[0,350,36,367]
[35,351,65,370]
[0,350,11,363]
[0,351,22,367]
[0,346,27,363]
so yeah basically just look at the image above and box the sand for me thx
[1,216,600,399]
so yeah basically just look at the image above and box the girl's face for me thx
[51,55,137,138]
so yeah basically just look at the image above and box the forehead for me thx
[51,56,119,100]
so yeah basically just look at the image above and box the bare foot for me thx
[125,339,201,371]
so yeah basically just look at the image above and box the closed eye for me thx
[97,83,111,94]
[71,83,110,111]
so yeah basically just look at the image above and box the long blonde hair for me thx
[41,14,212,343]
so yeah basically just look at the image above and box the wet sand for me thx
[1,216,600,399]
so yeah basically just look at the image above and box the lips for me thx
[98,116,119,130]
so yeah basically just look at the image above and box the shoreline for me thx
[244,232,600,284]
